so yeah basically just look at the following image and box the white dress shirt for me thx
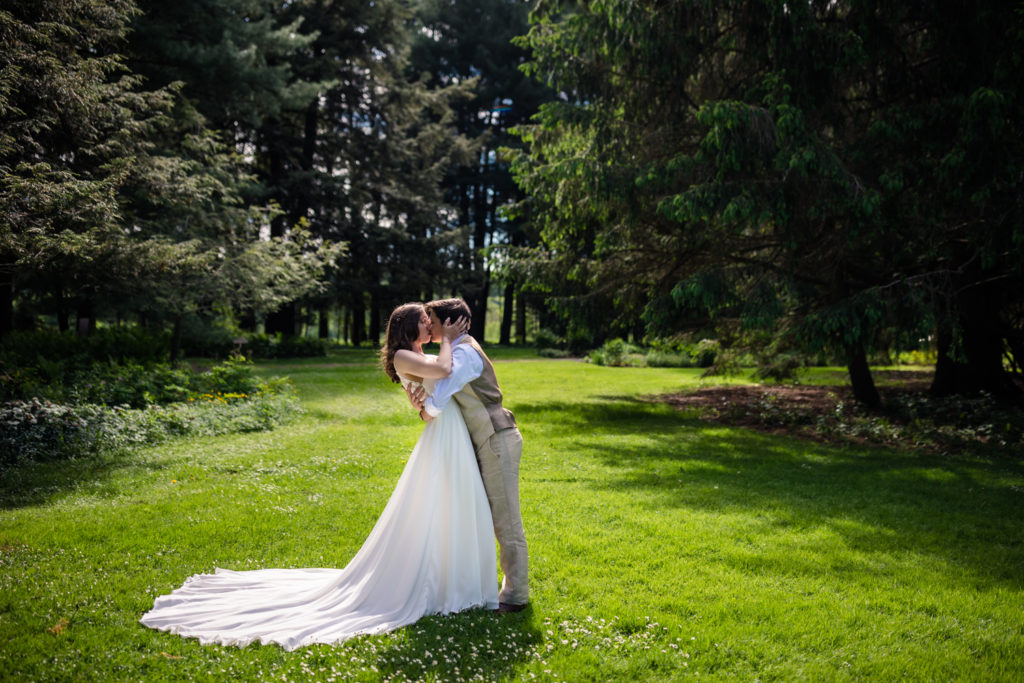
[423,335,484,417]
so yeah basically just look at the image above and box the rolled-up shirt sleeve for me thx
[423,341,483,417]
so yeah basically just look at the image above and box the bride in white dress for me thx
[140,304,498,650]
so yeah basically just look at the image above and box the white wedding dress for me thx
[140,374,498,650]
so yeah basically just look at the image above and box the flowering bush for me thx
[0,399,109,464]
[2,354,272,407]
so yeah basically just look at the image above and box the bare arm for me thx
[392,316,467,379]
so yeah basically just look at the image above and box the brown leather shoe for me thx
[497,602,527,613]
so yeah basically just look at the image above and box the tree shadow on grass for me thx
[516,397,1024,590]
[0,452,167,511]
[359,605,541,681]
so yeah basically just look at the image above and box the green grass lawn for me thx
[2,349,1022,681]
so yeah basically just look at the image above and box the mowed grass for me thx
[1,349,1022,681]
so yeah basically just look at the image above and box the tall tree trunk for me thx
[845,340,881,409]
[351,294,365,346]
[302,98,318,170]
[263,127,297,337]
[369,288,381,345]
[932,289,1020,400]
[469,160,489,341]
[500,282,514,345]
[959,289,1017,399]
[341,306,350,345]
[55,284,69,333]
[930,322,962,396]
[76,299,95,336]
[515,288,527,345]
[0,269,13,338]
[169,314,183,366]
[265,302,296,336]
[318,302,330,339]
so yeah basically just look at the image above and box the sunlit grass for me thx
[1,351,1021,681]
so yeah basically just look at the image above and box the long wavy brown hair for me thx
[381,302,425,383]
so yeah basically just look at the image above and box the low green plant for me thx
[589,338,644,367]
[689,338,719,367]
[245,334,330,359]
[0,399,108,464]
[644,349,692,367]
[533,328,563,351]
[896,348,939,365]
[752,353,803,382]
[0,327,170,369]
[0,355,301,465]
[0,388,301,466]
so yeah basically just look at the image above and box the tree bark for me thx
[500,282,514,345]
[318,302,330,339]
[265,302,296,336]
[930,324,960,396]
[0,269,13,338]
[931,290,1021,401]
[469,159,489,341]
[56,284,69,333]
[351,294,365,346]
[845,340,881,409]
[369,288,381,345]
[169,314,183,366]
[515,288,527,345]
[76,299,95,336]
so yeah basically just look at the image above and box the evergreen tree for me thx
[0,0,168,336]
[510,0,1024,402]
[409,0,552,341]
[131,0,472,344]
[0,0,337,356]
[283,0,474,344]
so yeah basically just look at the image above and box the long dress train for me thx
[139,376,498,650]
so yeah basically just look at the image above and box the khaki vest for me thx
[452,336,516,450]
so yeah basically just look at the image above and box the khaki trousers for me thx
[475,427,528,605]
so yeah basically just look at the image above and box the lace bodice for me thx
[399,374,436,396]
[398,354,438,396]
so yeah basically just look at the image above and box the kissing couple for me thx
[141,298,528,650]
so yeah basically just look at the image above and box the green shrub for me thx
[897,348,938,365]
[0,399,109,464]
[590,339,646,367]
[534,328,563,351]
[566,326,592,356]
[0,389,302,466]
[753,354,803,382]
[0,328,170,368]
[645,350,692,367]
[242,333,329,359]
[0,353,301,465]
[690,339,719,368]
[2,354,270,407]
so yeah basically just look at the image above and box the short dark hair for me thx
[425,298,471,325]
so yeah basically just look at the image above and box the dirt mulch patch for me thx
[653,370,938,448]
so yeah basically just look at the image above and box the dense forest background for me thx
[2,0,1022,406]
